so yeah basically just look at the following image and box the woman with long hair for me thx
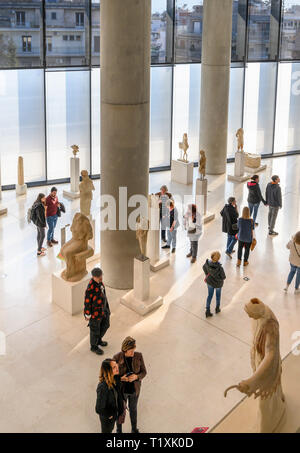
[31,193,47,256]
[284,231,300,294]
[183,204,203,263]
[95,359,124,433]
[237,206,254,267]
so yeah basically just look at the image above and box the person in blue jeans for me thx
[220,197,239,259]
[46,187,60,247]
[284,232,300,294]
[247,175,266,227]
[162,201,179,254]
[203,251,226,318]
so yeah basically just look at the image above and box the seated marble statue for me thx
[60,213,94,282]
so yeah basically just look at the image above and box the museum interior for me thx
[0,0,300,435]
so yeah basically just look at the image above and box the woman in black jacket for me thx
[203,251,226,318]
[247,175,266,227]
[96,359,125,433]
[220,197,239,258]
[31,193,47,256]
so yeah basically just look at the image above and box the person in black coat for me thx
[96,359,125,433]
[247,175,266,227]
[265,175,282,236]
[203,251,226,318]
[31,193,47,257]
[220,197,239,259]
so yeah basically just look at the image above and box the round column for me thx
[100,0,151,289]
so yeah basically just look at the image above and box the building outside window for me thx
[16,11,25,26]
[47,37,52,52]
[22,36,32,52]
[51,12,57,20]
[76,12,84,27]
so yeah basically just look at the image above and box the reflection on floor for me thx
[0,155,299,433]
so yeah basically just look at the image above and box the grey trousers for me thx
[268,207,280,232]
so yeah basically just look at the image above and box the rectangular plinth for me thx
[63,189,80,200]
[0,206,7,216]
[171,160,194,185]
[150,256,170,272]
[70,157,80,193]
[52,271,91,315]
[234,151,245,177]
[195,178,208,216]
[244,164,267,174]
[203,212,215,224]
[134,257,150,301]
[16,184,27,196]
[228,174,251,183]
[121,291,163,316]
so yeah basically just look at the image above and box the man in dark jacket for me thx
[265,175,282,236]
[220,197,239,258]
[203,252,226,318]
[84,267,110,355]
[247,175,266,226]
[45,187,60,247]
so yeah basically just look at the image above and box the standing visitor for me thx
[155,185,173,243]
[247,175,266,227]
[84,267,110,355]
[220,197,239,259]
[31,193,47,257]
[284,231,300,294]
[237,207,254,267]
[162,200,180,253]
[96,359,125,433]
[184,204,203,263]
[265,175,282,236]
[203,251,226,318]
[46,187,60,247]
[114,337,147,434]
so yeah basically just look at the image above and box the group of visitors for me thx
[29,187,62,256]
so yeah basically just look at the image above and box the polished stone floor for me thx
[0,155,299,433]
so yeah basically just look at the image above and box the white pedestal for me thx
[195,178,215,224]
[52,271,91,315]
[244,164,267,174]
[171,160,194,185]
[121,257,163,316]
[16,183,27,196]
[146,206,169,272]
[63,157,80,199]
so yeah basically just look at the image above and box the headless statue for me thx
[178,133,189,162]
[136,215,149,261]
[199,150,206,180]
[79,170,95,217]
[236,128,244,152]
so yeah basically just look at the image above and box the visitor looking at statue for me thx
[220,197,239,259]
[247,174,267,227]
[266,175,282,236]
[162,200,179,254]
[203,251,226,318]
[46,186,60,247]
[155,185,173,243]
[183,204,203,263]
[30,193,47,257]
[284,231,300,294]
[114,337,147,434]
[236,207,254,267]
[84,267,111,355]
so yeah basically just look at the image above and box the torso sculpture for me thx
[178,133,189,162]
[199,150,206,180]
[224,298,285,433]
[236,128,244,152]
[79,170,95,217]
[71,144,79,157]
[60,213,94,282]
[136,215,149,261]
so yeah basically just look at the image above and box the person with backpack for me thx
[46,187,60,247]
[31,193,47,257]
[155,185,173,243]
[203,251,226,318]
[284,231,300,294]
[265,175,282,236]
[162,200,180,253]
[220,197,239,259]
[247,175,266,227]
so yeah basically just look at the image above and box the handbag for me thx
[232,223,238,231]
[251,237,257,251]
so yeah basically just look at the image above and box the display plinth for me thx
[195,178,215,224]
[146,227,169,272]
[171,159,193,185]
[121,257,163,316]
[244,164,267,174]
[0,207,7,216]
[16,183,27,196]
[52,270,91,315]
[63,157,80,199]
[228,151,267,182]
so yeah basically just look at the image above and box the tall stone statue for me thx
[136,215,149,261]
[178,133,189,162]
[224,298,286,433]
[236,128,244,152]
[71,144,79,157]
[199,150,206,180]
[79,170,95,217]
[60,213,94,282]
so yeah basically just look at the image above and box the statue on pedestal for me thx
[236,128,244,152]
[71,144,79,157]
[79,170,95,217]
[136,215,149,261]
[224,298,286,433]
[199,150,206,180]
[60,213,94,282]
[178,133,189,162]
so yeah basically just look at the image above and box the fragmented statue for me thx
[60,213,94,282]
[71,144,79,157]
[199,150,206,180]
[136,215,149,261]
[178,133,189,162]
[79,170,95,217]
[224,298,286,433]
[236,128,244,152]
[18,156,25,186]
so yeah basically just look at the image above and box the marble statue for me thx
[148,193,160,210]
[178,133,189,162]
[236,128,244,152]
[245,153,261,169]
[136,215,149,261]
[71,144,79,157]
[199,150,206,180]
[60,213,94,282]
[79,170,95,217]
[224,298,286,433]
[18,156,24,186]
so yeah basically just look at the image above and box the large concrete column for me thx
[100,0,151,289]
[200,0,233,174]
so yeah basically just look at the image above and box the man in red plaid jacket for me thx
[84,267,110,355]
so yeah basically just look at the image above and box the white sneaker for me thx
[295,289,300,295]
